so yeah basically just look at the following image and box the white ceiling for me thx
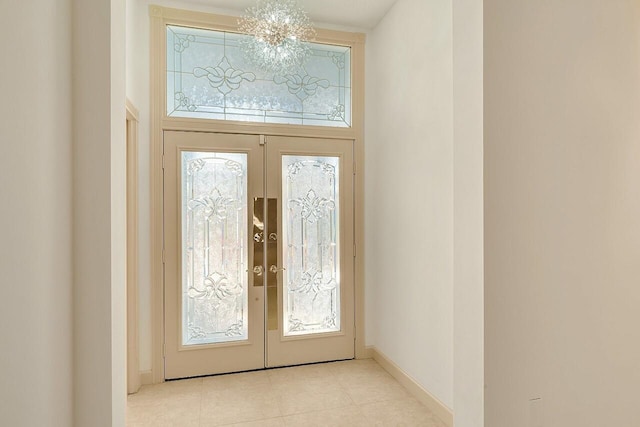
[180,0,398,30]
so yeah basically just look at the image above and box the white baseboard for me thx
[371,347,454,427]
[140,370,154,386]
[362,345,375,359]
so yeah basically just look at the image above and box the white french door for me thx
[163,131,354,379]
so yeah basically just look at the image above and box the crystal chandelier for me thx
[238,0,316,75]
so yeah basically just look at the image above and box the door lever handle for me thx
[269,265,286,274]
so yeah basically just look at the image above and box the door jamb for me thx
[126,99,141,393]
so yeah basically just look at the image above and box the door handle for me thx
[267,198,279,330]
[252,197,265,287]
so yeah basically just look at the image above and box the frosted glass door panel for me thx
[282,155,340,336]
[166,25,351,127]
[182,151,248,346]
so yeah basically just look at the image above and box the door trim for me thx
[126,99,141,393]
[149,6,366,383]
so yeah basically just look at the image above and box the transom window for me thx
[166,25,352,128]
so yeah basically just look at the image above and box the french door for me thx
[163,131,354,379]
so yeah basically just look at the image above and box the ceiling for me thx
[180,0,399,30]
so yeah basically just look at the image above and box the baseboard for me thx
[371,347,454,427]
[361,345,375,359]
[140,370,154,386]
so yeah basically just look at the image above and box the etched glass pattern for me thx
[282,155,340,336]
[167,25,351,127]
[181,151,248,346]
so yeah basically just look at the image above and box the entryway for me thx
[126,360,447,427]
[163,131,355,379]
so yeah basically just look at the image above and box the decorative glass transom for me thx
[167,25,352,128]
[181,151,249,346]
[281,155,341,336]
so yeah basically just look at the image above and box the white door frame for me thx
[148,6,366,383]
[126,99,141,393]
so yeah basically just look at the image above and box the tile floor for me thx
[127,359,447,427]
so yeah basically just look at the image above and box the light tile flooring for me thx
[127,359,447,427]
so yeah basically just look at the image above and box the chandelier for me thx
[238,0,316,75]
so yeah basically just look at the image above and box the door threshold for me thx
[164,358,354,382]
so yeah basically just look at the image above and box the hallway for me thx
[126,359,447,426]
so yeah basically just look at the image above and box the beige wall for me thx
[452,0,484,425]
[73,0,127,425]
[0,1,74,425]
[485,1,640,425]
[1,0,126,425]
[126,0,153,372]
[365,0,455,409]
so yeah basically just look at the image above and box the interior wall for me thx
[0,1,74,425]
[452,0,484,425]
[485,1,640,425]
[126,0,154,373]
[74,0,127,425]
[112,0,128,423]
[365,0,454,409]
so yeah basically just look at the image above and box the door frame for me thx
[149,5,366,383]
[126,99,141,393]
